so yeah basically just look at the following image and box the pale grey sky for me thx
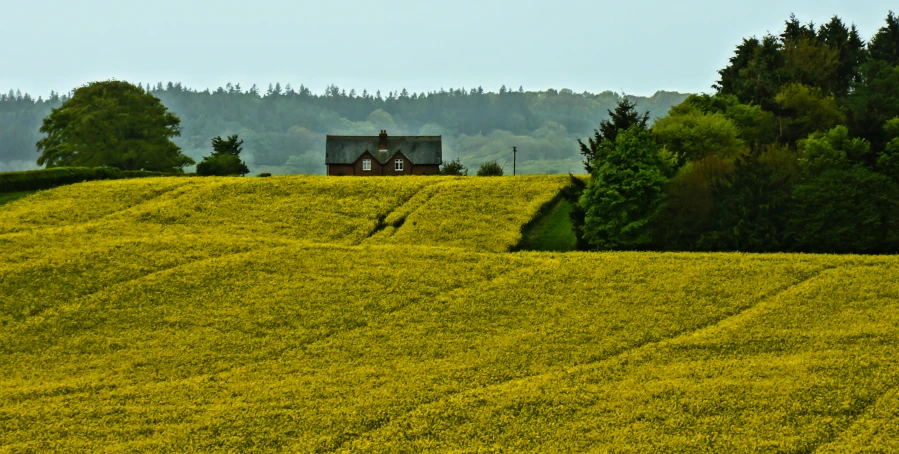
[1,0,895,98]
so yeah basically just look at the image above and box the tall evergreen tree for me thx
[196,134,249,176]
[818,17,867,96]
[577,97,650,173]
[868,11,899,65]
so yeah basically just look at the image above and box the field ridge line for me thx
[334,265,838,450]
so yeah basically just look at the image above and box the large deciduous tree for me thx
[652,105,745,164]
[36,80,194,172]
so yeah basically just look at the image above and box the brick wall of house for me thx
[327,164,355,176]
[412,165,440,175]
[353,152,384,176]
[330,153,440,176]
[383,154,412,176]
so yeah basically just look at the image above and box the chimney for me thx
[379,130,388,151]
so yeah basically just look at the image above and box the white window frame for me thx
[362,159,371,171]
[395,158,404,171]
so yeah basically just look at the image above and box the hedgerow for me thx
[0,166,172,192]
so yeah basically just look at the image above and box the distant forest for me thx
[0,85,687,175]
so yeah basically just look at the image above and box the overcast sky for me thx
[1,0,895,99]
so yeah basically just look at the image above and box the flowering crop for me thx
[1,176,897,452]
[0,175,566,250]
[375,175,570,252]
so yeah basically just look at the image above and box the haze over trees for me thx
[0,85,686,174]
[575,11,899,254]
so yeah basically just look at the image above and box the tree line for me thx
[0,82,686,175]
[573,11,899,254]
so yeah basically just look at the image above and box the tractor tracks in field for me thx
[811,382,899,453]
[360,180,449,243]
[327,265,839,451]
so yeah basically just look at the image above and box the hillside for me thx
[1,176,898,452]
[0,175,567,251]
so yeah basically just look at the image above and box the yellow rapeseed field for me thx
[1,175,897,452]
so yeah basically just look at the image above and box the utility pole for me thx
[513,146,517,176]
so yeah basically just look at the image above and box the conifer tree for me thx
[577,97,650,173]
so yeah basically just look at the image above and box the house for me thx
[325,130,442,176]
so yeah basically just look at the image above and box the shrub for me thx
[258,173,272,178]
[476,161,503,176]
[196,154,250,176]
[439,158,468,176]
[196,135,250,176]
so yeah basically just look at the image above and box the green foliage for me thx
[698,152,792,252]
[196,154,250,177]
[0,191,35,206]
[476,161,503,176]
[781,36,840,90]
[577,97,650,173]
[675,94,777,149]
[845,60,899,153]
[877,117,899,181]
[797,126,870,174]
[561,174,589,250]
[211,134,244,156]
[654,155,735,250]
[817,16,867,97]
[0,166,169,192]
[518,200,577,252]
[886,117,899,138]
[650,11,899,254]
[258,172,272,177]
[774,83,846,143]
[196,135,250,176]
[876,138,899,182]
[868,11,899,66]
[578,127,667,250]
[438,158,468,176]
[721,35,785,111]
[652,105,745,163]
[35,81,194,172]
[724,102,779,147]
[788,166,899,253]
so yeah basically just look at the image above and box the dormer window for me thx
[395,159,404,171]
[362,159,371,171]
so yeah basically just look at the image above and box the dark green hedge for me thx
[0,167,175,192]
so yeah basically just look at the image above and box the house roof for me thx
[326,135,442,165]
